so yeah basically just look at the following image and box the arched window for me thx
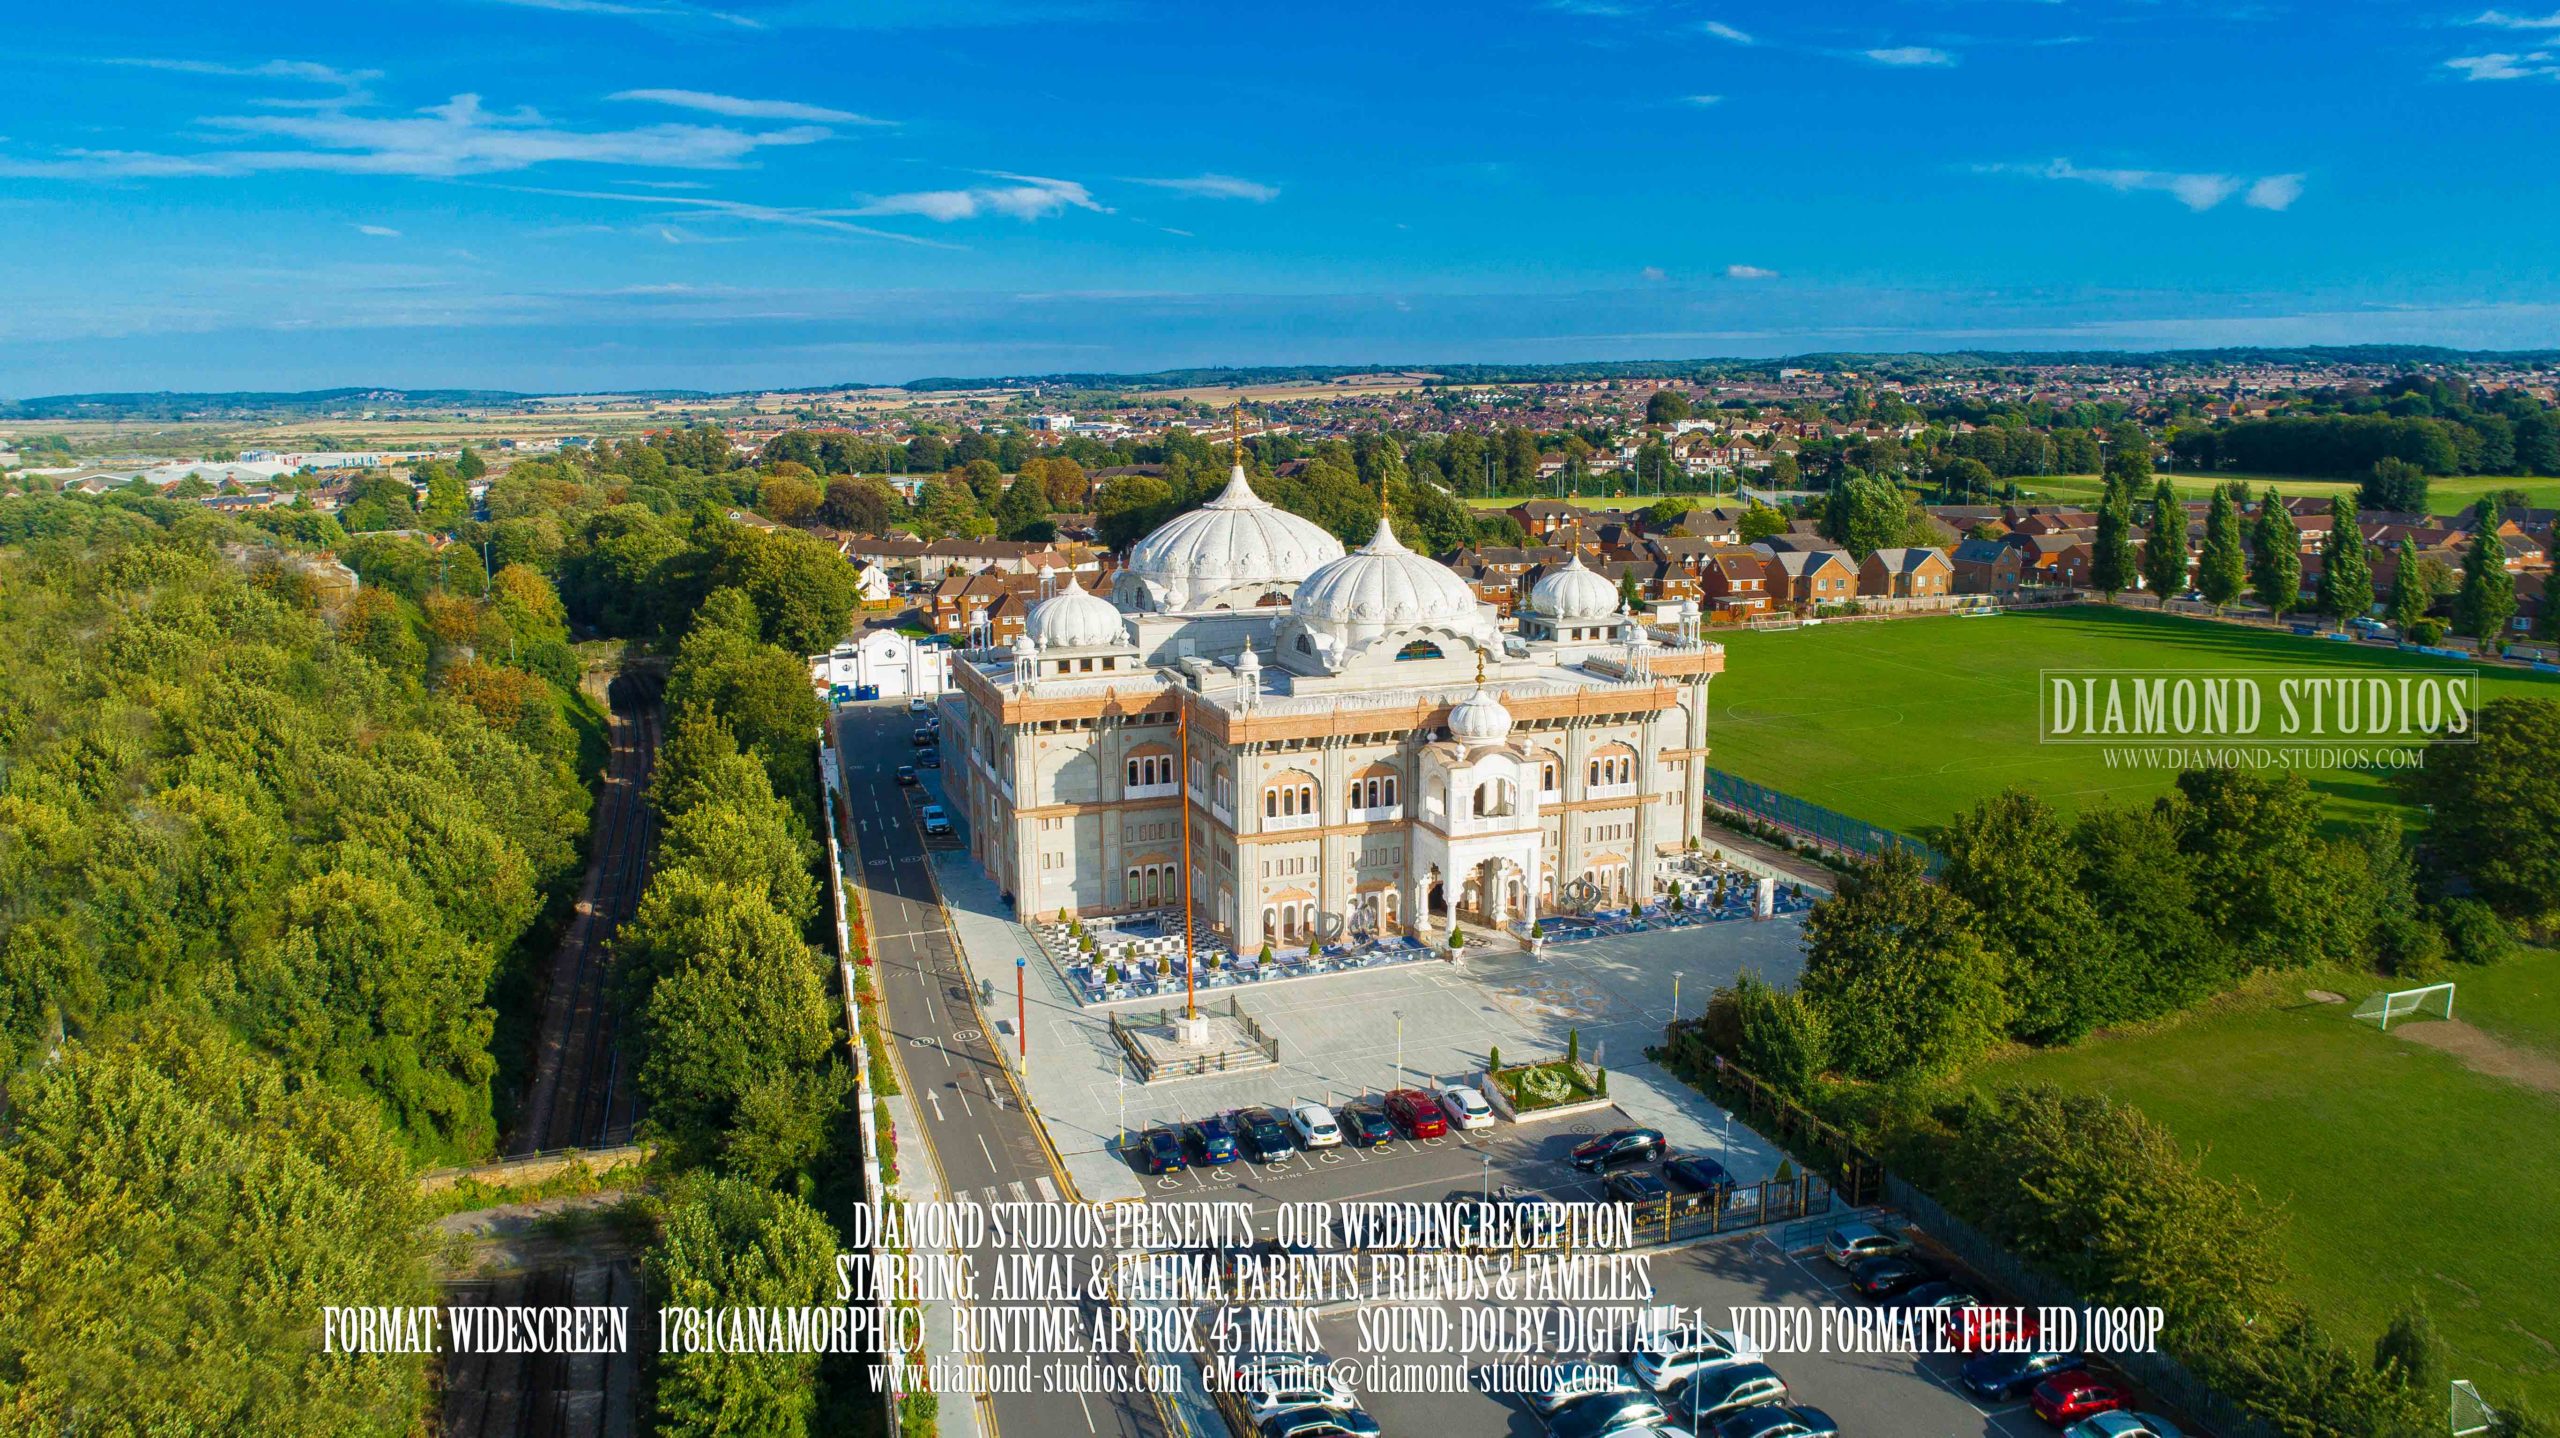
[1263,907,1277,938]
[1266,790,1279,819]
[1395,640,1443,661]
[1300,784,1315,816]
[1588,759,1601,786]
[1127,758,1141,787]
[1127,867,1141,902]
[1384,776,1398,806]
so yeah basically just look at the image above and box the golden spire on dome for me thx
[1475,649,1487,685]
[1231,399,1244,469]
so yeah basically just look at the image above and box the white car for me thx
[1530,1360,1641,1416]
[1239,1371,1358,1418]
[908,696,931,714]
[1290,1103,1343,1148]
[1223,1352,1332,1389]
[1438,1085,1495,1130]
[1627,1324,1760,1392]
[2066,1416,2184,1438]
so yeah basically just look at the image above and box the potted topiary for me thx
[1258,940,1274,964]
[1446,924,1466,962]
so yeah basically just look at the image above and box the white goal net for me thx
[2451,1378,2495,1436]
[2353,982,2456,1031]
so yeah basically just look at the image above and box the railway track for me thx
[512,673,661,1156]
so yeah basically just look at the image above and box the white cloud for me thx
[509,184,963,247]
[1989,158,2304,212]
[1865,46,1955,66]
[1683,94,1724,106]
[1124,173,1279,201]
[2244,174,2305,211]
[475,0,762,27]
[850,172,1105,221]
[2445,50,2560,78]
[1640,265,1669,281]
[1701,20,1754,42]
[1724,264,1779,279]
[355,223,402,236]
[0,93,837,180]
[608,89,892,124]
[2469,9,2560,28]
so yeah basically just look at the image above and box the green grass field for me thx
[1708,604,2560,840]
[2015,472,2560,511]
[1974,952,2560,1409]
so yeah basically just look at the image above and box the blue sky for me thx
[3,0,2558,394]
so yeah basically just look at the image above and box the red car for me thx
[1953,1306,2043,1353]
[1382,1088,1448,1139]
[2029,1371,2131,1425]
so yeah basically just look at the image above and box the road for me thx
[833,701,1168,1438]
[512,673,655,1156]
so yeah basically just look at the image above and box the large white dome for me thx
[1446,682,1513,747]
[1118,464,1345,612]
[1526,553,1620,623]
[1025,576,1124,650]
[1290,514,1482,630]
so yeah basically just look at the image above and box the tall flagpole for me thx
[1180,699,1196,1022]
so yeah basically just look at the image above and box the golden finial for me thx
[1231,399,1244,468]
[1475,649,1487,686]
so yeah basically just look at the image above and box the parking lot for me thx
[1316,1227,2061,1438]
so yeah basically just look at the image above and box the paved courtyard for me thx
[929,845,1808,1205]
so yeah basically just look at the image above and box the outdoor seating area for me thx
[1034,908,1436,1007]
[1518,862,1816,945]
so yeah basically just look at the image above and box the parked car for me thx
[1258,1409,1380,1438]
[1529,1361,1640,1416]
[1848,1253,1936,1298]
[1137,1128,1187,1174]
[1628,1324,1759,1391]
[1663,1155,1733,1195]
[2031,1372,2133,1425]
[1665,1362,1787,1422]
[1239,1370,1358,1418]
[1570,1128,1668,1172]
[1191,1116,1240,1165]
[1886,1280,1981,1331]
[919,804,952,836]
[1289,1103,1342,1148]
[1960,1348,2084,1401]
[895,765,919,786]
[1382,1088,1447,1139]
[912,726,936,746]
[1605,1170,1670,1204]
[909,697,932,714]
[2062,1415,2183,1438]
[1236,1108,1297,1163]
[1221,1351,1331,1388]
[1711,1404,1837,1438]
[1340,1106,1396,1147]
[919,749,940,769]
[1438,1085,1494,1130]
[1821,1222,1908,1268]
[1543,1391,1665,1438]
[1952,1306,2043,1354]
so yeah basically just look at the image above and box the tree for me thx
[818,475,896,533]
[759,471,821,526]
[2073,804,2225,1019]
[2316,495,2374,626]
[1736,501,1788,545]
[2360,456,2430,513]
[913,478,991,541]
[2389,536,2433,634]
[2197,485,2247,613]
[2248,487,2301,617]
[2373,1298,2447,1397]
[456,445,488,482]
[2403,698,2560,925]
[1645,389,1693,427]
[2102,424,2153,495]
[2169,767,2341,971]
[2091,494,2138,601]
[2453,501,2516,643]
[1797,850,2009,1080]
[1938,791,2114,1045]
[0,1015,434,1434]
[992,471,1052,540]
[1936,456,1997,503]
[1821,473,1907,559]
[646,1173,840,1437]
[2140,479,2188,600]
[1617,567,1643,613]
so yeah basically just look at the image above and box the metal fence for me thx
[1108,995,1282,1081]
[1704,768,1946,874]
[1884,1175,2281,1438]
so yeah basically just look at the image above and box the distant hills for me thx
[10,347,2560,421]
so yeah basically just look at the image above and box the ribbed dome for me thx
[1527,554,1620,623]
[1120,464,1346,611]
[1447,683,1513,746]
[1026,576,1124,650]
[1290,514,1482,629]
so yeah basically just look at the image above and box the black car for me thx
[1571,1127,1668,1172]
[895,765,919,786]
[1544,1391,1665,1438]
[1664,1155,1734,1195]
[1960,1348,2084,1400]
[912,727,936,747]
[1138,1128,1187,1174]
[918,749,941,768]
[1668,1362,1788,1421]
[1848,1253,1936,1298]
[1340,1107,1396,1147]
[1235,1108,1297,1163]
[1713,1404,1837,1438]
[1889,1280,1981,1321]
[1258,1410,1380,1438]
[1604,1170,1670,1203]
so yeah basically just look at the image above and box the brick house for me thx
[1858,546,1955,598]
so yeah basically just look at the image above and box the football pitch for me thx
[1707,604,2560,839]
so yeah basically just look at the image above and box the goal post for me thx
[2353,982,2456,1031]
[2451,1378,2495,1437]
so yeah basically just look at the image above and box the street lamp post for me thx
[1393,1010,1405,1086]
[1016,957,1028,1076]
[1671,972,1683,1029]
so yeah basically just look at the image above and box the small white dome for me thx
[1026,577,1124,650]
[1447,683,1513,746]
[1120,464,1346,611]
[1290,514,1482,630]
[1527,554,1620,623]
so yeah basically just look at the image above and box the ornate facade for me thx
[943,464,1724,954]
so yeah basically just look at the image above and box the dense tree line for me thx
[2171,380,2560,479]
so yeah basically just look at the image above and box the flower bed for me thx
[1482,1058,1612,1122]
